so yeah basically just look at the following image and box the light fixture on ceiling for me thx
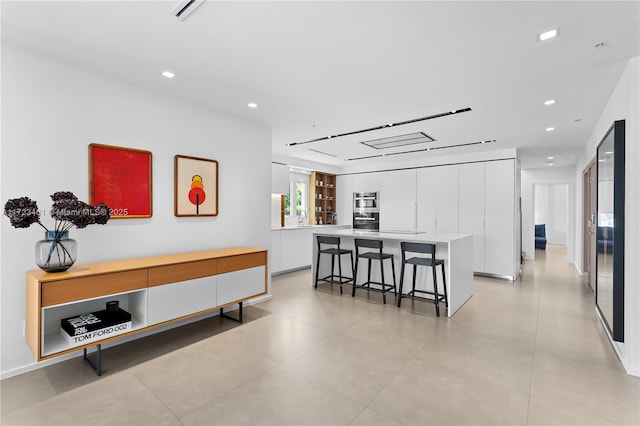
[248,102,258,108]
[538,28,559,41]
[361,132,436,150]
[594,41,607,49]
[547,162,554,167]
[287,107,472,146]
[345,139,496,161]
[171,0,206,21]
[546,127,555,132]
[162,71,175,79]
[547,156,554,160]
[308,148,338,158]
[544,99,556,106]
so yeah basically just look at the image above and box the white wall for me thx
[521,167,575,261]
[534,184,568,244]
[574,56,639,376]
[0,47,272,376]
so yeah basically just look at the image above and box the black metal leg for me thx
[352,256,359,297]
[330,254,336,288]
[367,259,372,292]
[220,301,243,323]
[314,249,321,289]
[397,262,405,308]
[433,266,440,317]
[380,257,386,304]
[390,257,397,297]
[412,264,417,295]
[441,263,448,308]
[338,253,343,295]
[83,344,102,376]
[350,252,355,283]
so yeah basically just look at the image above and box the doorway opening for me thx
[534,183,569,263]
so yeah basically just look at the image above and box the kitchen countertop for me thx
[312,228,473,243]
[272,224,345,231]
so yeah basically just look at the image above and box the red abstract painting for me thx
[89,144,152,218]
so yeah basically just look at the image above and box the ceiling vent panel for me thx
[361,132,436,150]
[171,0,206,21]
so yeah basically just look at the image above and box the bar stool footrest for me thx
[318,275,354,285]
[399,289,447,303]
[354,281,396,293]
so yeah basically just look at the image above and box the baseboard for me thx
[595,307,640,378]
[0,294,273,380]
[573,262,583,276]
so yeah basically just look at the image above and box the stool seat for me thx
[358,252,394,260]
[397,241,448,316]
[352,238,397,304]
[314,236,354,295]
[320,247,352,256]
[405,256,444,267]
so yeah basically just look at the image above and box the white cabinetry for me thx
[485,159,516,277]
[272,163,289,194]
[217,266,266,306]
[436,165,459,233]
[379,169,417,230]
[280,230,301,271]
[148,276,218,325]
[270,230,281,274]
[352,172,380,193]
[416,168,438,233]
[336,174,353,226]
[271,227,316,274]
[458,162,486,272]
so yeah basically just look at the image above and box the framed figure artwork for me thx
[89,144,153,218]
[174,155,218,217]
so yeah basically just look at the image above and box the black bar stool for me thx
[314,236,354,294]
[352,238,397,304]
[396,242,448,316]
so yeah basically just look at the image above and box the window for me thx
[285,172,309,217]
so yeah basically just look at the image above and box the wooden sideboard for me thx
[26,247,268,368]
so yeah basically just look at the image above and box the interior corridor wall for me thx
[0,47,272,377]
[574,56,639,376]
[534,184,568,244]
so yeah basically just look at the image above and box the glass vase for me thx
[35,231,77,272]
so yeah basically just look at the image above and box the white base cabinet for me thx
[271,227,317,274]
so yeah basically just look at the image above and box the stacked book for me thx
[60,302,132,347]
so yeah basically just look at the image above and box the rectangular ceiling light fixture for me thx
[308,148,339,158]
[172,0,206,21]
[361,132,435,150]
[346,139,496,161]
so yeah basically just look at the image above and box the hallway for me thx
[1,245,638,425]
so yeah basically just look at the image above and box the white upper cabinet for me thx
[336,174,354,226]
[352,172,380,193]
[416,167,437,234]
[436,165,459,233]
[271,163,289,194]
[458,162,486,272]
[485,159,516,277]
[379,169,417,230]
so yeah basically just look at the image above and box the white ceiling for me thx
[2,1,638,170]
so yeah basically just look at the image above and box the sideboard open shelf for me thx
[26,247,268,374]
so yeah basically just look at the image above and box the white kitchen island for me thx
[312,229,474,317]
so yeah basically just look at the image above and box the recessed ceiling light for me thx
[247,102,258,108]
[605,151,613,155]
[162,70,175,79]
[544,99,556,106]
[547,156,554,160]
[594,41,607,49]
[547,162,554,167]
[546,127,555,132]
[538,28,559,42]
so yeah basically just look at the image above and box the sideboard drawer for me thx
[217,252,266,274]
[41,270,147,306]
[147,259,217,287]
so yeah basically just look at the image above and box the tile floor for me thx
[1,245,638,425]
